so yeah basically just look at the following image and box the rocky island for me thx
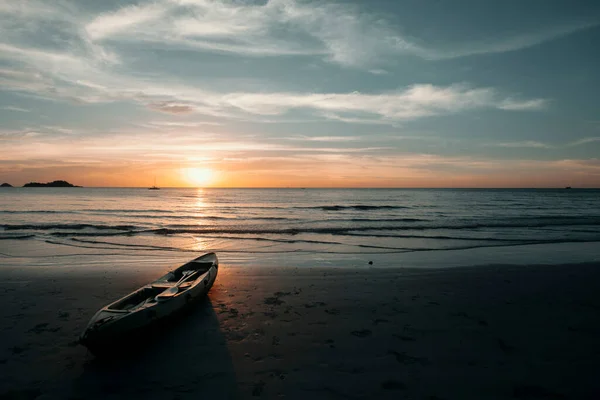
[0,183,13,187]
[23,180,81,187]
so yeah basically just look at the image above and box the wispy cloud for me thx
[147,102,195,115]
[0,39,549,125]
[282,136,360,142]
[203,84,546,122]
[485,137,600,149]
[498,99,549,111]
[421,21,599,60]
[568,137,600,146]
[81,0,599,67]
[0,0,553,126]
[486,141,554,149]
[86,2,169,41]
[1,106,30,112]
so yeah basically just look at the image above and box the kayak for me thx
[80,252,218,355]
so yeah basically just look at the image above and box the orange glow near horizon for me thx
[181,168,216,187]
[1,158,599,188]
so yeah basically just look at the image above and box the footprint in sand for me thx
[498,338,516,354]
[264,296,285,306]
[393,334,416,342]
[29,323,60,334]
[252,381,265,396]
[351,329,372,338]
[381,380,406,390]
[388,350,429,365]
[58,311,70,320]
[373,318,389,326]
[304,302,326,308]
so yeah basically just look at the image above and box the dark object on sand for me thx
[0,182,12,187]
[80,253,218,356]
[23,180,80,187]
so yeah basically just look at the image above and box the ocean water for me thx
[1,188,600,268]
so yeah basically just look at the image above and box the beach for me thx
[2,188,600,398]
[1,259,600,399]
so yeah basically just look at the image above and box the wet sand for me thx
[1,262,599,399]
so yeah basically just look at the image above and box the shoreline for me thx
[1,261,599,399]
[2,238,600,271]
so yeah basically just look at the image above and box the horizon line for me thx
[2,186,596,190]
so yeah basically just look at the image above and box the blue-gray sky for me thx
[1,0,599,187]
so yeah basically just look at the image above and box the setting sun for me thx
[182,168,215,187]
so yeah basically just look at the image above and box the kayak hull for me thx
[80,253,218,355]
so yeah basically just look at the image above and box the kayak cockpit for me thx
[153,260,214,285]
[107,287,163,311]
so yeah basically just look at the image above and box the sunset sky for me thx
[1,0,599,187]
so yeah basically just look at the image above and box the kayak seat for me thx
[152,282,175,288]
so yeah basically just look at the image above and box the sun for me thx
[182,168,215,187]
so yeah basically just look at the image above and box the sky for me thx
[1,0,599,188]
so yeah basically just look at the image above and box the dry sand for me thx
[1,262,599,399]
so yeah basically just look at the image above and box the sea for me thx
[1,188,600,270]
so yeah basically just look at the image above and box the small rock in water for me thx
[368,261,373,265]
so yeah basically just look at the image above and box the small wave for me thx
[87,209,176,213]
[346,218,423,222]
[0,210,71,214]
[85,213,239,220]
[2,223,138,231]
[317,205,409,211]
[0,234,35,240]
[71,238,183,251]
[214,204,411,211]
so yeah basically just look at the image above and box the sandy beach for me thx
[1,260,599,399]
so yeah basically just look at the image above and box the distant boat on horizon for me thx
[148,177,160,190]
[565,186,572,190]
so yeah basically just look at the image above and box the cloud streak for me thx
[420,21,599,60]
[1,106,30,112]
[82,0,599,67]
[0,0,554,126]
[0,39,548,124]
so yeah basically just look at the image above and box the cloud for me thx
[282,136,360,142]
[147,101,195,114]
[422,21,599,60]
[498,99,548,111]
[82,0,395,66]
[0,129,43,141]
[0,1,551,126]
[368,69,389,75]
[146,120,222,128]
[1,106,30,112]
[211,84,546,121]
[86,2,169,40]
[1,47,548,123]
[568,137,600,146]
[81,0,598,68]
[486,137,600,149]
[487,141,553,149]
[319,112,395,125]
